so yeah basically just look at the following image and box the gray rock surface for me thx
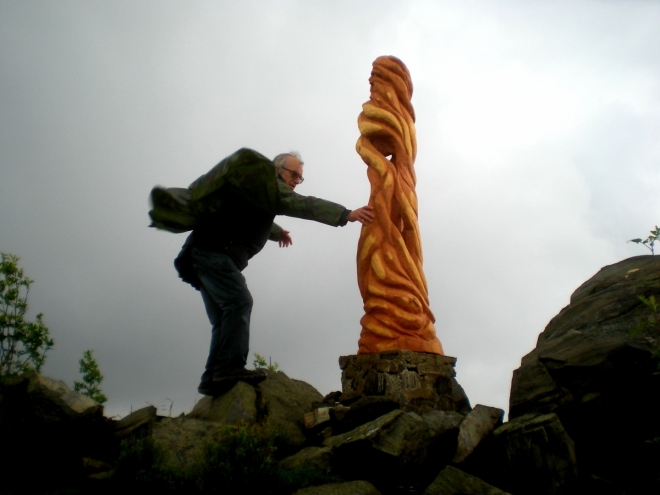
[509,255,660,492]
[189,381,258,424]
[323,408,462,490]
[453,404,503,463]
[115,405,156,440]
[188,370,322,448]
[423,465,511,495]
[494,413,577,495]
[281,446,335,475]
[294,480,381,495]
[152,415,227,471]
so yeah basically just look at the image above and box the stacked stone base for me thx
[338,350,471,415]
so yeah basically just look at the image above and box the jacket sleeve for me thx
[275,180,350,227]
[269,222,283,241]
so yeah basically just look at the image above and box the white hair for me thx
[273,151,304,173]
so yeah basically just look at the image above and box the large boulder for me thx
[188,370,323,449]
[323,409,463,492]
[492,413,578,495]
[0,373,112,491]
[509,255,660,492]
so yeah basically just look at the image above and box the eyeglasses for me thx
[281,167,305,183]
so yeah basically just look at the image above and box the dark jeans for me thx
[189,248,253,386]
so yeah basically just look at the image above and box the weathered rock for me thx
[305,406,332,429]
[423,465,511,495]
[189,381,257,424]
[0,373,112,492]
[294,480,381,495]
[493,413,578,495]
[323,408,463,491]
[339,351,471,414]
[453,404,504,463]
[115,405,157,440]
[509,256,660,492]
[281,446,335,475]
[188,370,322,449]
[329,396,401,434]
[152,415,227,471]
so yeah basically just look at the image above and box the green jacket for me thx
[150,148,349,273]
[149,148,348,234]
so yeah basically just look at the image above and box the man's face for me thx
[280,157,304,190]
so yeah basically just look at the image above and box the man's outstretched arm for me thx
[276,180,372,227]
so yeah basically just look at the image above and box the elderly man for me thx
[171,150,373,395]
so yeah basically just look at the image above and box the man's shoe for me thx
[197,380,235,396]
[213,368,267,385]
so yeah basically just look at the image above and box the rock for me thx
[259,370,324,448]
[305,407,332,429]
[453,404,504,463]
[339,351,471,414]
[281,446,335,475]
[189,381,257,424]
[188,370,322,449]
[323,409,463,491]
[330,396,400,435]
[0,373,112,492]
[509,255,660,491]
[493,413,578,495]
[293,480,381,495]
[115,405,157,440]
[152,416,227,471]
[423,465,511,495]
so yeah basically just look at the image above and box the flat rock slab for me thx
[424,465,511,495]
[453,404,504,463]
[294,480,381,495]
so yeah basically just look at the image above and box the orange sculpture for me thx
[356,56,444,355]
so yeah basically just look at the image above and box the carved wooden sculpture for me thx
[356,56,444,355]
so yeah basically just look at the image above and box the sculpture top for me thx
[355,56,444,355]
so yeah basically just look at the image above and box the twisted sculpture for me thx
[356,56,444,355]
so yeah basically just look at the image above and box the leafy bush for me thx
[74,349,108,403]
[253,352,280,372]
[0,252,53,376]
[629,226,660,255]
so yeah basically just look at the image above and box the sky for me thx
[1,0,658,419]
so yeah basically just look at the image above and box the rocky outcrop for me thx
[0,373,112,492]
[507,255,660,493]
[189,370,322,449]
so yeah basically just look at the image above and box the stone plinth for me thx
[339,350,471,414]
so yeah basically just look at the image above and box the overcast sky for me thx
[1,1,658,418]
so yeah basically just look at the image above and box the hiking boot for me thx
[197,380,235,396]
[213,368,267,384]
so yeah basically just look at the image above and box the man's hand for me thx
[279,230,293,247]
[347,206,375,225]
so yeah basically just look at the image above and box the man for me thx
[169,150,373,395]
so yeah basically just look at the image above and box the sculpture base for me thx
[338,350,470,414]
